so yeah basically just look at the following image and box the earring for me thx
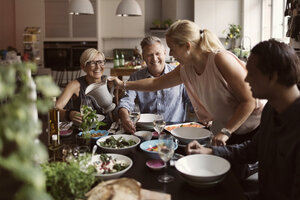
[187,50,190,55]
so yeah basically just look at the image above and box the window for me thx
[262,0,288,41]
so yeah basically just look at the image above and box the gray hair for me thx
[140,36,164,50]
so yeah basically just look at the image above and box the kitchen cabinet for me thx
[100,0,145,38]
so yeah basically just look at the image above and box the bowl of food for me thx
[96,134,141,154]
[134,131,153,141]
[78,130,109,140]
[139,139,178,160]
[136,113,157,130]
[91,153,132,180]
[170,127,212,145]
[175,154,230,187]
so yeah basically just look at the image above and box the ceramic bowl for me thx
[134,131,153,141]
[175,154,230,186]
[170,127,212,145]
[139,139,178,160]
[146,159,166,171]
[96,134,140,155]
[136,113,157,130]
[78,130,109,140]
[91,153,132,180]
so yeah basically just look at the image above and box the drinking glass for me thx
[129,104,141,127]
[157,134,175,183]
[153,113,166,135]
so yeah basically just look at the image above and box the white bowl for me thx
[96,134,141,155]
[136,113,157,130]
[91,153,132,180]
[175,154,230,185]
[134,131,153,141]
[171,127,212,145]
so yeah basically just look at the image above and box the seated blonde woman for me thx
[56,48,111,126]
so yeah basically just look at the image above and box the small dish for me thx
[60,129,73,137]
[146,160,166,171]
[152,131,159,138]
[134,131,152,141]
[78,130,109,140]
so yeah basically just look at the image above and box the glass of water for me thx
[157,134,175,183]
[129,104,141,127]
[153,113,166,135]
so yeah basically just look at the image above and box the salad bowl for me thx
[91,153,133,180]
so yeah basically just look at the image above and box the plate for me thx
[60,129,73,137]
[165,122,204,132]
[78,130,109,140]
[96,114,105,122]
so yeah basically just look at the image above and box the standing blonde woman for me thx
[109,20,265,146]
[56,48,111,125]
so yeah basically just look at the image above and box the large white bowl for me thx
[91,153,133,180]
[96,134,140,155]
[175,154,230,185]
[171,127,212,145]
[136,113,157,130]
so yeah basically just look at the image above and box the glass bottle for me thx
[48,97,60,146]
[113,51,120,68]
[119,51,125,67]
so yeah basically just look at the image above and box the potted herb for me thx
[77,105,106,146]
[162,19,173,29]
[151,19,162,29]
[223,24,242,50]
[41,155,97,200]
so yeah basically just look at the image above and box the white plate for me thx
[96,114,105,121]
[91,153,133,180]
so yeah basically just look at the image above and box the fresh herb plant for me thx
[41,156,96,200]
[0,62,60,200]
[80,105,106,134]
[223,24,242,46]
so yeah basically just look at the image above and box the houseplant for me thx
[0,62,60,199]
[223,24,242,50]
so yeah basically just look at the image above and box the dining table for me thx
[54,123,248,200]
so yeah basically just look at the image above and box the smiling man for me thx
[116,36,190,134]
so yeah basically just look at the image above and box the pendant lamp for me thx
[116,0,142,17]
[69,0,94,15]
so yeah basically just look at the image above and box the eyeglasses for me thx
[87,60,106,67]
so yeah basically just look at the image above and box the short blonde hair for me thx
[80,48,105,67]
[166,20,224,52]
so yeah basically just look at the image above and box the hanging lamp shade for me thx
[69,0,94,15]
[116,0,142,17]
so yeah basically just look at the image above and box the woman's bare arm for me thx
[56,80,80,109]
[110,65,183,92]
[213,52,256,144]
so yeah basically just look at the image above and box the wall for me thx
[0,0,16,50]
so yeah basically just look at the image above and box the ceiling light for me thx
[69,0,94,15]
[116,0,142,17]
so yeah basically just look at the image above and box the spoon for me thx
[92,145,97,156]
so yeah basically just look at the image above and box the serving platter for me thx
[164,122,204,132]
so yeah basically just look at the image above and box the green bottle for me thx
[119,51,125,67]
[114,51,120,68]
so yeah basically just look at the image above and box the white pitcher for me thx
[85,82,115,113]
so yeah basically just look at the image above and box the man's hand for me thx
[121,118,136,134]
[212,132,229,146]
[186,140,213,155]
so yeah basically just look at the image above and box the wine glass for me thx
[157,134,175,183]
[129,104,141,127]
[153,113,166,135]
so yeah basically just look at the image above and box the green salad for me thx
[100,136,137,148]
